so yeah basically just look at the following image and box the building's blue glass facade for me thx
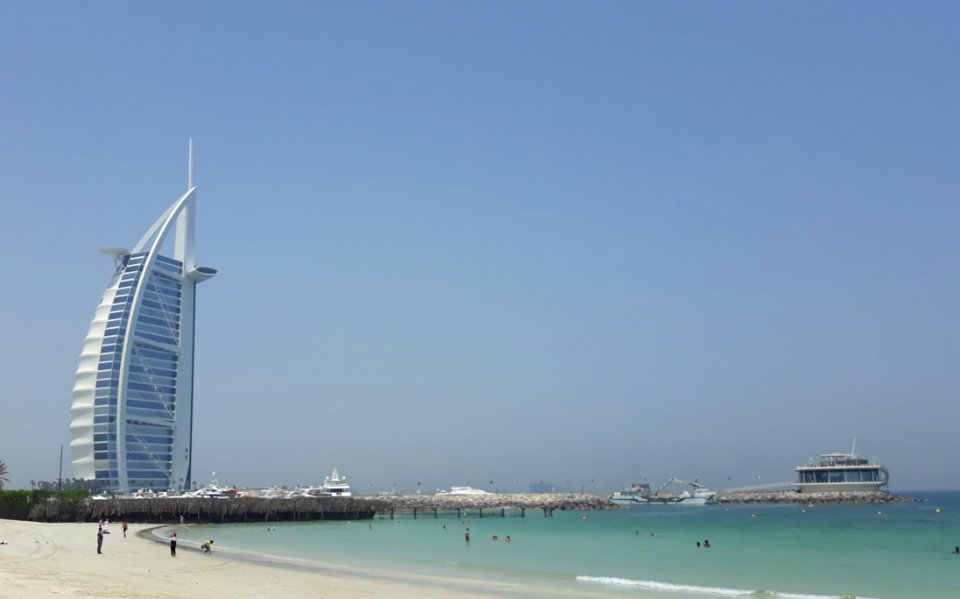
[92,253,185,491]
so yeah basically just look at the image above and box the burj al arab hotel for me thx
[70,142,216,494]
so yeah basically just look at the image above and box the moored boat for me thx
[673,481,717,505]
[321,468,351,496]
[435,486,493,496]
[610,482,652,506]
[645,478,718,506]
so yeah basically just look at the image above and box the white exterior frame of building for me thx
[70,143,216,493]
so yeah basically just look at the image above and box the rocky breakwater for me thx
[718,491,921,505]
[362,493,616,515]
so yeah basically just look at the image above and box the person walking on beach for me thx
[169,532,177,557]
[122,520,128,538]
[97,527,104,554]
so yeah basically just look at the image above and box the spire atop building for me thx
[188,137,194,190]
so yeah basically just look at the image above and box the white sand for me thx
[0,519,607,599]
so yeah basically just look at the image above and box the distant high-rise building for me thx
[69,143,217,493]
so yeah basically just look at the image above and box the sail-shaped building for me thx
[70,143,217,494]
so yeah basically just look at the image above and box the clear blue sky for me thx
[1,2,957,492]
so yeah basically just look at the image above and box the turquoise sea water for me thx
[174,491,960,598]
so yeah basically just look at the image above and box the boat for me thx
[320,468,351,497]
[795,442,889,493]
[610,482,652,506]
[435,486,493,496]
[186,473,231,498]
[673,481,718,505]
[287,468,352,498]
[646,478,718,505]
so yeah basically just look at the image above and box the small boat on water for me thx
[435,486,493,496]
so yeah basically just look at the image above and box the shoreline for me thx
[0,519,628,599]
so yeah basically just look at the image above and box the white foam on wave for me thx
[576,576,752,597]
[575,576,879,599]
[778,595,879,599]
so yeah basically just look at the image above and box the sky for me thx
[0,2,957,493]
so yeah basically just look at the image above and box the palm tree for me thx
[0,460,8,490]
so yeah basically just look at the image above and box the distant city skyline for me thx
[1,2,958,493]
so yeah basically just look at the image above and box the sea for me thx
[171,491,960,599]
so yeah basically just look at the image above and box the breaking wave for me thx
[575,576,878,599]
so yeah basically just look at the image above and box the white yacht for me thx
[321,468,352,496]
[435,486,493,496]
[186,474,231,499]
[287,468,352,498]
[796,444,889,493]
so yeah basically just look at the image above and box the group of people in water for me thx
[462,527,512,545]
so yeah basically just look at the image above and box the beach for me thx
[4,493,957,599]
[0,519,590,599]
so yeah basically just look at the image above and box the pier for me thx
[10,496,385,523]
[3,490,920,524]
[361,493,615,518]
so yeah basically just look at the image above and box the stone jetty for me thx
[13,496,385,523]
[717,491,920,505]
[360,493,615,517]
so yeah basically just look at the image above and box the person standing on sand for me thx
[170,532,177,557]
[97,527,104,554]
[122,520,128,538]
